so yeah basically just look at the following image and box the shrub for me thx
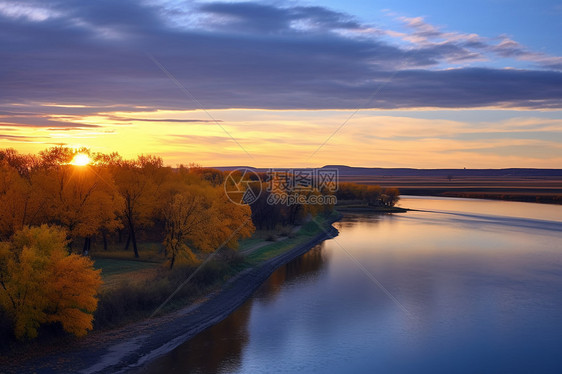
[0,225,102,340]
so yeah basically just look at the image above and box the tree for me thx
[364,185,382,206]
[32,160,122,253]
[0,148,38,178]
[113,158,161,258]
[250,185,282,230]
[38,146,75,169]
[0,162,38,239]
[0,147,123,252]
[0,150,44,239]
[162,185,254,269]
[187,164,225,186]
[0,225,102,340]
[335,182,397,207]
[162,190,210,269]
[208,188,254,250]
[381,187,400,207]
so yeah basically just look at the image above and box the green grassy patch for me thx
[94,258,161,290]
[237,237,264,251]
[244,213,335,265]
[94,258,160,277]
[91,242,165,262]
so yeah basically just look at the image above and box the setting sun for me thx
[70,153,91,166]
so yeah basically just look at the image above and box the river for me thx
[139,196,562,373]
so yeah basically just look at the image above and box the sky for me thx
[1,0,561,168]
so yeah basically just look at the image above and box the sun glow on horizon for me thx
[70,153,91,166]
[1,107,561,168]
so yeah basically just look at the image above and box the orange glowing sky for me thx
[3,106,561,168]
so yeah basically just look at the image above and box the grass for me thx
[91,242,166,291]
[94,258,161,290]
[244,212,337,265]
[94,258,160,277]
[93,252,243,328]
[89,212,338,329]
[237,237,264,251]
[91,242,166,262]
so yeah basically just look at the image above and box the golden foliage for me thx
[0,148,258,262]
[0,148,123,248]
[0,162,36,237]
[0,225,102,340]
[162,185,254,269]
[32,164,123,241]
[111,157,165,257]
[336,182,399,207]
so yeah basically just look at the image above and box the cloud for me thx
[0,117,104,129]
[198,2,361,34]
[0,133,43,142]
[163,133,233,145]
[490,35,562,70]
[0,1,60,22]
[0,0,561,115]
[394,16,562,71]
[104,116,221,123]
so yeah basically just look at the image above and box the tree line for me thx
[0,147,254,261]
[0,147,254,340]
[335,182,400,207]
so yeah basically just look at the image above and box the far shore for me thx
[2,213,342,374]
[338,175,562,205]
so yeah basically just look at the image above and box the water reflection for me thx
[255,243,329,304]
[140,301,251,374]
[333,213,384,229]
[141,243,329,374]
[399,195,562,222]
[140,197,562,374]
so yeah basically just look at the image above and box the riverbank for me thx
[1,213,341,374]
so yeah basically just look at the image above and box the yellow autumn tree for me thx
[112,156,166,257]
[0,152,43,239]
[162,184,254,269]
[381,187,400,207]
[0,225,102,340]
[162,186,213,268]
[0,162,32,238]
[208,187,254,250]
[32,152,123,253]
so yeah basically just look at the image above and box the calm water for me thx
[140,197,562,374]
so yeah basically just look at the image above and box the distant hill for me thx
[213,165,562,178]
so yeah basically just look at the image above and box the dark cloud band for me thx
[1,0,561,112]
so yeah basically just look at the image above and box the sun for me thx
[70,153,91,166]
